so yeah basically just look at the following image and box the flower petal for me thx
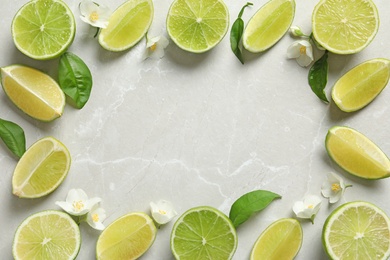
[286,42,301,59]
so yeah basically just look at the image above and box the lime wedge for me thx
[325,126,390,179]
[250,218,302,260]
[243,0,295,53]
[1,65,65,122]
[98,0,153,52]
[96,212,157,259]
[166,0,229,53]
[332,58,390,112]
[12,0,75,60]
[13,210,81,260]
[323,201,390,259]
[170,206,237,259]
[312,0,379,54]
[12,137,71,198]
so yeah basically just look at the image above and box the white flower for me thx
[150,200,177,225]
[87,204,106,230]
[79,0,111,28]
[55,189,101,216]
[289,26,305,37]
[293,195,322,223]
[321,172,351,203]
[144,35,169,60]
[287,40,314,67]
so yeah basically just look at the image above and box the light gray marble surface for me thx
[1,0,390,259]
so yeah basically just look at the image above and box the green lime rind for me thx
[170,206,238,260]
[322,201,390,260]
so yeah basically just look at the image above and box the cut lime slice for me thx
[166,0,229,53]
[1,65,65,122]
[96,212,157,259]
[325,126,390,179]
[332,58,390,112]
[323,201,390,259]
[243,0,295,53]
[170,206,237,259]
[12,0,75,60]
[12,137,71,198]
[98,0,154,51]
[312,0,379,54]
[250,218,302,260]
[13,210,81,260]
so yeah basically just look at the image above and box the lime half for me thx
[12,0,75,60]
[323,201,390,259]
[170,206,237,259]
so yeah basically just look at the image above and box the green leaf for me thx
[229,190,281,228]
[308,51,329,103]
[230,2,252,64]
[0,118,26,158]
[58,52,93,109]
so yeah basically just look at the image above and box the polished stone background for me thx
[1,0,389,259]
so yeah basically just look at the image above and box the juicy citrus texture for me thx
[12,0,75,60]
[167,0,229,53]
[171,206,237,260]
[332,58,390,112]
[98,0,153,51]
[13,210,81,260]
[96,212,157,259]
[250,218,302,260]
[12,137,71,198]
[1,65,65,122]
[322,201,390,259]
[243,0,295,53]
[325,126,390,179]
[312,0,379,54]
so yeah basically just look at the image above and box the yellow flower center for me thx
[307,204,314,209]
[331,183,341,192]
[159,209,167,215]
[92,213,100,223]
[89,11,99,22]
[72,200,84,211]
[299,46,306,54]
[150,43,157,51]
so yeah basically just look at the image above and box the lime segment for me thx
[312,0,379,54]
[325,126,390,179]
[322,201,390,259]
[167,0,230,53]
[96,212,157,259]
[12,0,75,60]
[250,218,302,260]
[170,206,237,260]
[98,0,154,51]
[12,137,71,198]
[13,210,81,260]
[243,0,295,53]
[332,58,390,112]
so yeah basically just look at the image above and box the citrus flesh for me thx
[325,126,390,179]
[322,201,390,259]
[12,137,71,198]
[243,0,295,53]
[12,0,75,60]
[332,58,390,112]
[166,0,229,53]
[1,65,65,122]
[98,0,153,51]
[250,218,302,260]
[96,212,157,259]
[312,0,379,54]
[170,206,237,260]
[13,210,81,260]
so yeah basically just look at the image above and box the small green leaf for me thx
[308,51,329,103]
[229,190,281,228]
[0,118,26,158]
[230,2,252,64]
[58,52,93,109]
